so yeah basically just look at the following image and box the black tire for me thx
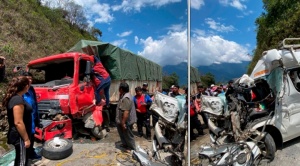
[42,138,73,160]
[258,133,276,161]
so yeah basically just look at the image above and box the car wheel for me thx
[258,133,276,161]
[42,137,73,160]
[91,126,107,139]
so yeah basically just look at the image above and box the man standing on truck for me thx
[116,82,137,152]
[92,55,111,108]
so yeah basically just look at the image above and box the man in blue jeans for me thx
[92,55,111,107]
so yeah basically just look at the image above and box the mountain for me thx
[163,61,250,85]
[198,61,250,83]
[163,62,188,86]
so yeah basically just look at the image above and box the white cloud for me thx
[137,25,187,66]
[134,36,139,44]
[117,31,133,37]
[192,29,206,37]
[111,39,127,48]
[219,0,247,11]
[191,0,205,10]
[205,18,235,32]
[167,24,186,32]
[41,0,183,25]
[112,0,181,12]
[191,35,251,67]
[41,0,114,24]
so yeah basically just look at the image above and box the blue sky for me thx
[41,0,264,68]
[191,0,264,67]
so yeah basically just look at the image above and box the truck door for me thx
[76,82,94,112]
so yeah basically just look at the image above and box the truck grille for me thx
[38,100,62,116]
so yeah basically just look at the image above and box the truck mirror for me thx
[85,61,91,75]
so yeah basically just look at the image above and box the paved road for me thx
[189,127,300,166]
[31,125,152,166]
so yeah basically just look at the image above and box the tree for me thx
[200,73,215,88]
[162,72,179,89]
[248,0,300,74]
[90,27,103,38]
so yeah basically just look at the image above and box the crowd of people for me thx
[115,82,188,153]
[189,80,234,140]
[2,53,235,163]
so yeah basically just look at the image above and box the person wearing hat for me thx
[210,86,219,96]
[142,83,149,95]
[169,85,181,97]
[168,85,175,96]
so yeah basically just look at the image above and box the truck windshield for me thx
[29,58,89,86]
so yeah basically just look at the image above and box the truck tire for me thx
[91,126,107,139]
[258,133,276,161]
[42,138,73,160]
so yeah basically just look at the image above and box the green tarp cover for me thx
[190,66,201,83]
[68,40,162,81]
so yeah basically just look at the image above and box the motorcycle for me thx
[198,75,276,165]
[133,92,188,166]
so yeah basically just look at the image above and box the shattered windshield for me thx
[266,67,283,96]
[29,59,88,85]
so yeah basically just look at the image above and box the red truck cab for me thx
[28,52,109,140]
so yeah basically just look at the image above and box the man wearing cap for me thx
[169,85,181,97]
[142,83,149,95]
[168,85,175,96]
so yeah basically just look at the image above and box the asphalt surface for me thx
[31,125,152,166]
[189,115,300,166]
[6,116,300,166]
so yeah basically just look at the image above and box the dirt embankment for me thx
[0,104,10,156]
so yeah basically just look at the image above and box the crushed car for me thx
[199,38,300,165]
[133,92,188,166]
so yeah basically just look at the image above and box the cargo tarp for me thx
[190,66,201,83]
[68,40,162,81]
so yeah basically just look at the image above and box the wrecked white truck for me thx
[133,92,187,166]
[199,38,300,165]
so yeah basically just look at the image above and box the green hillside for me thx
[0,0,97,81]
[0,0,99,141]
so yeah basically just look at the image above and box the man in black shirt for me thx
[169,85,181,97]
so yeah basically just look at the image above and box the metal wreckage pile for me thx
[133,92,188,166]
[198,38,300,165]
